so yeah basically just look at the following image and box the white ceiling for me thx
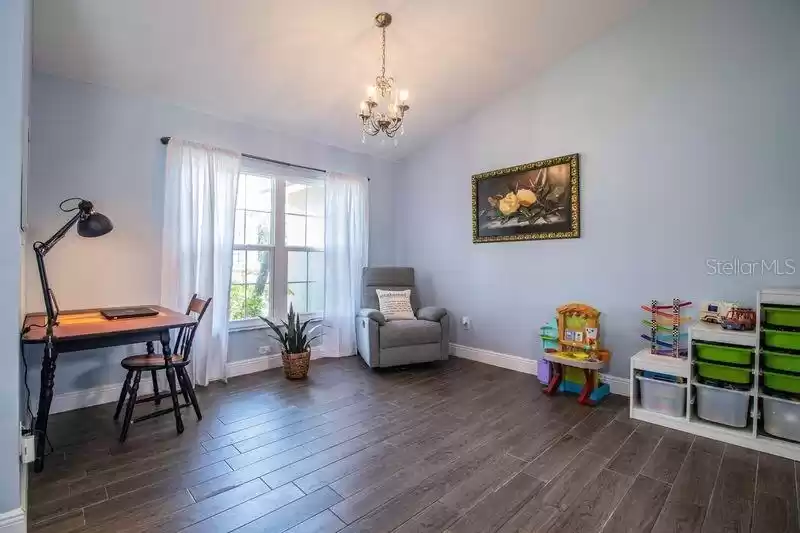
[33,0,645,160]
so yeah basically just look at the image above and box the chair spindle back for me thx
[173,294,212,362]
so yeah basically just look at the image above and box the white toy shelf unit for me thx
[630,288,800,461]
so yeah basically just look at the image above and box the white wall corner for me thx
[313,346,349,359]
[19,457,28,514]
[0,508,25,533]
[449,343,630,397]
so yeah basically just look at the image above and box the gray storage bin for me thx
[694,382,750,428]
[637,375,686,417]
[762,395,800,442]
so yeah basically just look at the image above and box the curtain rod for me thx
[160,136,344,177]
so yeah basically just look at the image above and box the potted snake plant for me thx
[260,304,320,379]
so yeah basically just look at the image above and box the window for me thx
[229,163,325,325]
[230,173,274,321]
[286,180,325,314]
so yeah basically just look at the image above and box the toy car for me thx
[700,301,735,324]
[721,307,756,331]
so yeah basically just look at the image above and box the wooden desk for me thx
[22,306,196,472]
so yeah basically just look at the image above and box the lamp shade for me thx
[77,212,113,237]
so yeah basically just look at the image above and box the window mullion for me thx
[273,178,288,320]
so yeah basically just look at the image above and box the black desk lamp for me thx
[29,199,112,473]
[33,198,113,332]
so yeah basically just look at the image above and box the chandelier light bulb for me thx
[399,89,409,102]
[366,86,376,99]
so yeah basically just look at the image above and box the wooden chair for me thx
[113,295,211,442]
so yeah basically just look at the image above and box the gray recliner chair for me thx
[355,267,449,368]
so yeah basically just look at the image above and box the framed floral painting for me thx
[472,153,580,243]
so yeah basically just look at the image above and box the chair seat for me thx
[380,320,441,349]
[121,354,188,369]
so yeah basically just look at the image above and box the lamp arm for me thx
[35,211,82,256]
[33,211,82,332]
[34,247,56,333]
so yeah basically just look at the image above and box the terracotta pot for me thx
[281,351,310,379]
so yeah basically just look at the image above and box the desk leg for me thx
[147,342,160,406]
[161,331,184,434]
[119,371,141,443]
[34,336,58,473]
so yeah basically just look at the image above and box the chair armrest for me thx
[357,308,386,326]
[417,307,447,322]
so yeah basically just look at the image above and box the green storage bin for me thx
[762,306,800,328]
[695,360,752,385]
[762,328,800,351]
[694,342,753,365]
[762,349,800,373]
[763,370,800,394]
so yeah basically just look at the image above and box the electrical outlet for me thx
[461,316,471,330]
[20,432,35,464]
[258,346,270,355]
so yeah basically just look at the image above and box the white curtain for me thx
[323,172,369,357]
[161,139,241,385]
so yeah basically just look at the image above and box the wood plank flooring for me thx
[28,356,800,533]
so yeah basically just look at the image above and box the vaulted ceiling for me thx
[33,0,646,159]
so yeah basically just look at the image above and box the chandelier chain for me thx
[380,26,386,78]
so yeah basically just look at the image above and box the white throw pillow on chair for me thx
[376,289,417,321]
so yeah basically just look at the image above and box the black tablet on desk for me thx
[101,307,159,320]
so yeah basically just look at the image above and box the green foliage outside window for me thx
[229,284,268,321]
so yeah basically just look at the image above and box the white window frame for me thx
[229,174,324,331]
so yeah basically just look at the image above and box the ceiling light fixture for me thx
[359,12,409,143]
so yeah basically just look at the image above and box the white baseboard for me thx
[45,349,344,414]
[225,347,337,378]
[450,343,630,397]
[48,378,155,415]
[600,374,631,397]
[226,354,284,377]
[48,344,589,415]
[0,508,25,533]
[450,344,538,375]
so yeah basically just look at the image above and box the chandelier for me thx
[359,12,409,142]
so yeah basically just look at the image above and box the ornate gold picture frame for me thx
[472,153,580,243]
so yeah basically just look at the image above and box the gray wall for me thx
[25,73,396,396]
[395,0,800,378]
[1,0,29,514]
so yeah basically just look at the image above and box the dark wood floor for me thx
[29,356,799,533]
